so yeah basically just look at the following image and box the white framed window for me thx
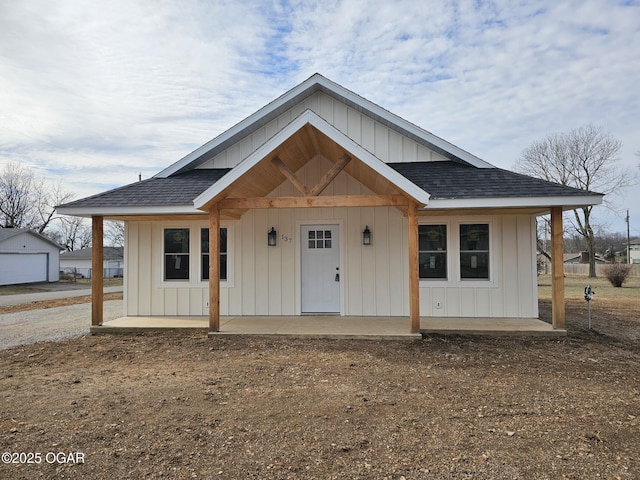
[201,227,228,281]
[162,224,233,285]
[163,228,190,281]
[459,223,490,280]
[417,219,493,283]
[418,224,447,279]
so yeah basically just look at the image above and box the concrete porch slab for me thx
[90,315,564,338]
[421,317,565,337]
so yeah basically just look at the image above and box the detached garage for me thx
[0,228,62,286]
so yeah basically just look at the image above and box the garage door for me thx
[0,253,48,286]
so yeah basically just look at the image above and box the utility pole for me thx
[627,208,631,264]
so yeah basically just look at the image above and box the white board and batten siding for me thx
[197,91,448,170]
[125,156,538,318]
[417,215,537,318]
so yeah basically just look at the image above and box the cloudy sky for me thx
[1,0,639,234]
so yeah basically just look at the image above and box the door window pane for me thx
[308,229,332,249]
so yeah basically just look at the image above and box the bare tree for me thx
[516,124,638,277]
[33,180,74,234]
[105,220,125,247]
[51,216,92,252]
[0,162,37,229]
[0,161,73,233]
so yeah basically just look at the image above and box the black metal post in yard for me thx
[584,285,594,329]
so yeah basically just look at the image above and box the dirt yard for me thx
[1,278,638,479]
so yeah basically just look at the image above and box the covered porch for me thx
[85,113,571,336]
[90,315,564,338]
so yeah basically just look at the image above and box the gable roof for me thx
[61,246,123,260]
[193,109,431,210]
[0,228,63,250]
[157,73,493,178]
[57,74,603,217]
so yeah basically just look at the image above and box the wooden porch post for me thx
[550,206,565,329]
[408,201,420,333]
[91,216,104,326]
[209,204,220,332]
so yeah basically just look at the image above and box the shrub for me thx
[602,263,632,287]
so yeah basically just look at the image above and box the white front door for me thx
[301,225,340,314]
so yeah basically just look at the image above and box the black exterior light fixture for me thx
[362,225,372,246]
[268,227,277,246]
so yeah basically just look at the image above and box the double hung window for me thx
[201,228,227,281]
[163,227,228,282]
[417,222,491,281]
[459,224,490,279]
[418,224,447,279]
[164,228,190,280]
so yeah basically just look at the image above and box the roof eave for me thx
[56,205,203,217]
[424,194,604,210]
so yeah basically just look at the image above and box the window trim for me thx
[418,223,449,280]
[200,226,229,283]
[198,222,234,287]
[163,227,191,282]
[418,218,495,285]
[457,221,493,283]
[159,223,234,287]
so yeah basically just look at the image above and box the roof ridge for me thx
[156,74,494,178]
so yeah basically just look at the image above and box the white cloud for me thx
[1,0,639,233]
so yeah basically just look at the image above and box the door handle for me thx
[335,267,340,282]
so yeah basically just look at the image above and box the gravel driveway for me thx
[0,300,123,350]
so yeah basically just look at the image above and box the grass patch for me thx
[0,285,43,296]
[0,278,123,296]
[68,278,123,288]
[538,274,640,300]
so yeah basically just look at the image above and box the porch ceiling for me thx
[216,123,406,217]
[228,124,403,198]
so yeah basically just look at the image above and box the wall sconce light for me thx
[362,225,372,246]
[268,227,277,246]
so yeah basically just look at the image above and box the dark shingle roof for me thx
[59,162,599,211]
[60,247,123,259]
[60,169,230,208]
[389,162,596,199]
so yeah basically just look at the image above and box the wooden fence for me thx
[562,264,640,277]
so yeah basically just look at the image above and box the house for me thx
[57,74,603,333]
[563,252,606,264]
[60,247,124,278]
[0,228,62,286]
[629,238,640,264]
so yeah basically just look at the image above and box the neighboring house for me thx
[537,252,605,274]
[0,228,62,286]
[60,247,124,278]
[58,74,602,332]
[563,252,606,264]
[629,238,640,264]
